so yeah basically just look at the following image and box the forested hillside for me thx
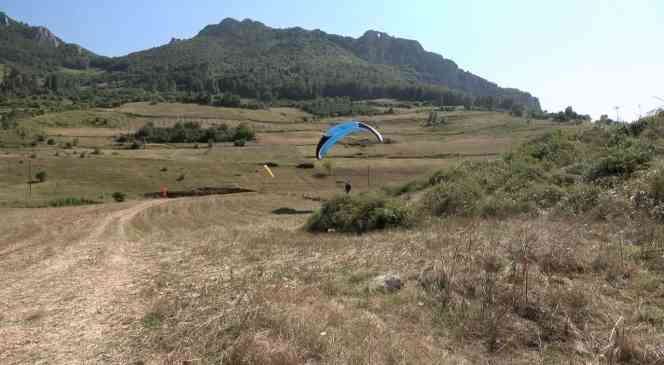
[0,13,540,113]
[0,12,97,72]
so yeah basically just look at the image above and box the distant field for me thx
[117,102,313,123]
[28,109,131,128]
[0,103,584,207]
[57,67,105,76]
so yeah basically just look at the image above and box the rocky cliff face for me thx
[0,12,98,72]
[328,30,541,110]
[32,26,61,48]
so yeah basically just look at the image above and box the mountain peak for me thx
[199,17,268,37]
[362,30,390,39]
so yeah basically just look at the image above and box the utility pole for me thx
[614,106,621,122]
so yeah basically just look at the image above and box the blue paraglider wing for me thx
[316,121,384,160]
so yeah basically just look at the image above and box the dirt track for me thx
[0,199,169,364]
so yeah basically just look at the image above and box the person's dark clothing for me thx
[345,182,352,194]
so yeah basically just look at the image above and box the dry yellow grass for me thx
[117,102,312,123]
[6,103,636,364]
[3,192,662,363]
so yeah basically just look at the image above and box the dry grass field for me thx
[6,104,660,364]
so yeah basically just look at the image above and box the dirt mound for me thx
[144,187,254,199]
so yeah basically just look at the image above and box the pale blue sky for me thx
[2,0,663,120]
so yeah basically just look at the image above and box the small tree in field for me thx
[112,192,126,202]
[35,171,47,183]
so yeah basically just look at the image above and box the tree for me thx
[35,171,47,183]
[511,104,525,117]
[112,192,126,202]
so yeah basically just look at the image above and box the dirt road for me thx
[0,199,169,364]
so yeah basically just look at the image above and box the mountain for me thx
[0,11,97,72]
[115,18,539,110]
[0,13,540,110]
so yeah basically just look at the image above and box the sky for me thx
[2,0,663,120]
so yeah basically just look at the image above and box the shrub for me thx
[35,171,47,183]
[648,168,664,204]
[47,138,55,145]
[233,139,246,147]
[424,180,483,217]
[64,142,73,149]
[91,147,102,155]
[517,130,579,166]
[479,192,531,218]
[557,185,601,215]
[48,197,99,207]
[112,192,126,202]
[306,193,412,233]
[586,140,653,180]
[134,121,255,144]
[233,123,255,141]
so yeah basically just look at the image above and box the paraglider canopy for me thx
[315,121,384,160]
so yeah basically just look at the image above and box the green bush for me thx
[586,140,653,180]
[112,192,126,202]
[516,130,579,166]
[233,139,246,147]
[47,138,55,145]
[424,179,483,217]
[35,171,47,183]
[479,193,531,218]
[306,193,412,233]
[134,121,254,144]
[48,197,99,207]
[233,123,255,141]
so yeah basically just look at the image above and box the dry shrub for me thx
[539,246,587,275]
[224,331,303,365]
[603,324,647,365]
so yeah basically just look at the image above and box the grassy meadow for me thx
[0,104,578,207]
[6,103,664,364]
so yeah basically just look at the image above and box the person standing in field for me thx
[344,180,352,194]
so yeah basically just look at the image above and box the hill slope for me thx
[115,18,540,110]
[0,11,97,72]
[0,13,540,110]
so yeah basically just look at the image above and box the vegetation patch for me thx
[306,193,412,233]
[130,121,255,144]
[48,197,100,207]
